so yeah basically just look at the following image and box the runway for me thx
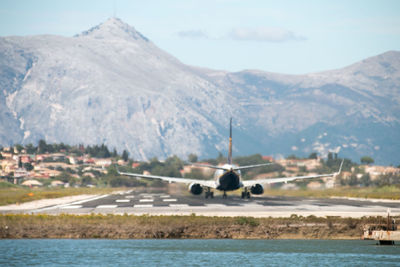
[4,190,400,218]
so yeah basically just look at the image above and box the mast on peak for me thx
[228,118,232,165]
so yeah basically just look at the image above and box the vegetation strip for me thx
[0,186,121,206]
[1,214,397,239]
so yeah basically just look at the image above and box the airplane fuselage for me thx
[214,164,242,191]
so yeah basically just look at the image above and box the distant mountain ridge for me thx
[0,18,399,164]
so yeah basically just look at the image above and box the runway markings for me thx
[160,195,170,198]
[139,199,154,202]
[125,195,135,199]
[61,205,82,209]
[71,194,111,204]
[162,199,177,202]
[96,205,118,208]
[134,204,153,208]
[116,199,130,203]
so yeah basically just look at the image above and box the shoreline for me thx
[0,214,388,240]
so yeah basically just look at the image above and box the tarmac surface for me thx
[2,190,400,218]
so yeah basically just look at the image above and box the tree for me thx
[122,150,129,162]
[25,144,36,154]
[57,172,72,183]
[361,156,374,165]
[38,139,47,153]
[360,173,371,187]
[188,153,198,163]
[308,152,318,159]
[23,163,34,171]
[86,144,111,158]
[348,174,359,186]
[216,152,226,164]
[81,176,94,186]
[184,168,207,180]
[15,144,24,153]
[234,154,264,166]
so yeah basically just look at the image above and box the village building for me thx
[132,162,141,168]
[14,167,29,179]
[51,180,65,187]
[276,158,321,171]
[67,156,77,165]
[21,179,43,187]
[180,162,215,177]
[1,151,13,159]
[20,155,34,163]
[363,165,400,180]
[262,155,274,162]
[1,159,16,173]
[307,181,323,190]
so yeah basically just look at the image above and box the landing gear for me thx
[241,189,251,199]
[223,191,227,199]
[205,189,214,199]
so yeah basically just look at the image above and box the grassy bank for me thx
[263,186,400,200]
[0,214,393,239]
[0,184,119,206]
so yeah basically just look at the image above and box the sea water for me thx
[0,239,399,266]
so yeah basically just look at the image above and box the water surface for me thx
[1,239,399,266]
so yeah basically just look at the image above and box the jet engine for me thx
[189,183,203,195]
[250,184,264,195]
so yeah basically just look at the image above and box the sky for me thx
[1,0,399,74]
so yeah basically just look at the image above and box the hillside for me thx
[0,18,399,164]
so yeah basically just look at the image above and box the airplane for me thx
[118,118,343,199]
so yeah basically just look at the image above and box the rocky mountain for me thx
[0,18,399,164]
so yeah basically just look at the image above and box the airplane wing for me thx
[190,163,228,170]
[233,163,274,171]
[191,162,274,171]
[117,170,217,188]
[242,160,344,187]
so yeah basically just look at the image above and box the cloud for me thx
[177,30,209,39]
[177,27,306,43]
[229,27,306,42]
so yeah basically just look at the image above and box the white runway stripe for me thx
[169,204,189,207]
[162,199,177,202]
[139,199,154,202]
[61,205,82,209]
[96,205,117,208]
[125,195,135,199]
[134,204,153,208]
[116,199,130,203]
[205,204,227,208]
[160,195,170,198]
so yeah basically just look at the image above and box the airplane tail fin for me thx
[334,159,344,176]
[228,118,232,165]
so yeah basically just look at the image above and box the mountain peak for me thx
[75,17,149,42]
